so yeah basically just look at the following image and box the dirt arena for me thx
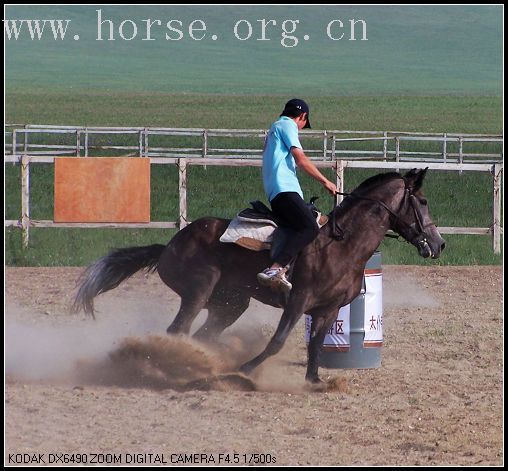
[5,265,503,466]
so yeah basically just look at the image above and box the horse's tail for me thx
[72,244,166,318]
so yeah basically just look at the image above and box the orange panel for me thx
[54,157,150,223]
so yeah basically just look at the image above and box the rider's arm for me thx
[291,147,337,195]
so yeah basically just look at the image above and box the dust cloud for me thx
[5,301,328,393]
[5,278,439,393]
[5,274,436,394]
[5,307,153,383]
[383,276,440,309]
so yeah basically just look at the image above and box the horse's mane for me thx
[351,171,402,195]
[332,172,403,216]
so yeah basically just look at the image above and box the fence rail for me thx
[5,124,503,253]
[4,153,503,254]
[5,124,503,163]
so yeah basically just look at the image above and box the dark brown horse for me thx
[73,168,445,383]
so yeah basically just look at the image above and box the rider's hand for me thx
[323,180,338,195]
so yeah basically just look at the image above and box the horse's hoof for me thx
[305,375,324,384]
[238,363,254,376]
[304,376,328,392]
[166,327,184,336]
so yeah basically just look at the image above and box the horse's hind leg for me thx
[193,294,250,341]
[166,298,205,335]
[239,301,303,376]
[166,269,221,336]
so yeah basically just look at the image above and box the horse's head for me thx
[391,168,445,259]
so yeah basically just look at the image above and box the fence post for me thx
[395,136,400,172]
[76,130,81,157]
[202,130,208,171]
[492,164,502,254]
[335,159,345,204]
[383,131,388,161]
[458,136,463,175]
[441,132,448,163]
[202,130,208,158]
[84,128,89,157]
[139,130,143,157]
[323,131,328,160]
[144,128,149,157]
[24,125,28,155]
[178,158,188,229]
[12,129,17,156]
[21,155,30,248]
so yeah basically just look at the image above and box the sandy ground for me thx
[4,265,503,466]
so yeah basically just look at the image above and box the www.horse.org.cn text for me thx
[4,10,368,47]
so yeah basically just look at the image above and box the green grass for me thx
[5,226,501,267]
[5,5,502,96]
[4,5,502,266]
[5,94,503,266]
[5,160,503,266]
[5,92,502,134]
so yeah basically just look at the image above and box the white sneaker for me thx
[257,267,292,295]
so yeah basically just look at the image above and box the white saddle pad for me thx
[219,212,328,252]
[219,217,276,251]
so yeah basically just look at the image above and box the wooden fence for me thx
[4,153,503,254]
[5,124,503,163]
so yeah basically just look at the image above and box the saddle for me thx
[219,198,328,261]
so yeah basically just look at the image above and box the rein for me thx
[330,190,401,240]
[330,188,433,242]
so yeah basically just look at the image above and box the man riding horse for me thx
[73,104,445,383]
[257,99,338,294]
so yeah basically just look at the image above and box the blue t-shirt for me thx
[262,116,303,202]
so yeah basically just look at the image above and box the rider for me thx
[257,98,337,293]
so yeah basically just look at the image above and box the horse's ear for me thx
[404,167,428,193]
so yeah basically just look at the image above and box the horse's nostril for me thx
[441,242,446,251]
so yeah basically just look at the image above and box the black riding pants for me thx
[270,192,320,267]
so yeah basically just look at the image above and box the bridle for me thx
[330,179,435,248]
[396,191,436,247]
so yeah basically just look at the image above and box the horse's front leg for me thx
[306,305,342,383]
[239,299,305,376]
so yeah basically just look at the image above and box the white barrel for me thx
[305,251,383,368]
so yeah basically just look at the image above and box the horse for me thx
[73,168,445,383]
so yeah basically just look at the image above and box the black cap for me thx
[281,98,311,129]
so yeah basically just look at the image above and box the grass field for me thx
[5,95,503,267]
[5,5,502,96]
[6,166,502,266]
[5,6,503,266]
[5,92,503,134]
